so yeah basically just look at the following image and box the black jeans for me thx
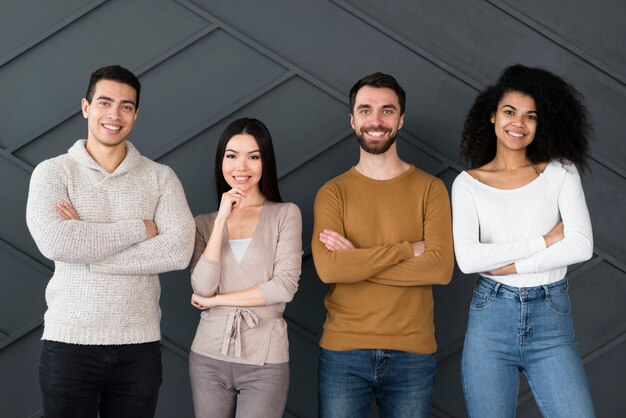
[40,340,162,418]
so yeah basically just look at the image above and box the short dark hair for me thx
[461,64,590,172]
[214,118,283,204]
[85,65,141,108]
[349,72,406,115]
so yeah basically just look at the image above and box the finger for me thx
[56,204,73,220]
[63,203,80,220]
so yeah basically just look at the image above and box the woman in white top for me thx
[188,118,302,418]
[452,65,595,417]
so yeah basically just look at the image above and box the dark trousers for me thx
[40,340,162,418]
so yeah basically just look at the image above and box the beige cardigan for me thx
[190,201,302,365]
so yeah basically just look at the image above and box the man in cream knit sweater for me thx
[26,65,195,418]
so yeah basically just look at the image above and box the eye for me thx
[98,101,110,107]
[225,154,236,159]
[503,109,514,115]
[250,155,261,160]
[360,109,370,115]
[121,105,135,112]
[383,109,393,115]
[526,114,537,120]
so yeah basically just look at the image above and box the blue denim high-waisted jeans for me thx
[461,277,595,418]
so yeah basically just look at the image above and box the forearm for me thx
[190,254,220,296]
[89,224,195,275]
[312,242,414,283]
[370,245,454,286]
[198,286,266,308]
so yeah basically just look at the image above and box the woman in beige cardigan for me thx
[188,118,302,418]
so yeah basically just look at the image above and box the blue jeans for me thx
[462,277,595,418]
[318,347,436,418]
[40,340,162,418]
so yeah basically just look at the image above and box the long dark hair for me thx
[460,64,590,172]
[214,118,282,205]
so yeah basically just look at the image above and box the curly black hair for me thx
[460,64,590,172]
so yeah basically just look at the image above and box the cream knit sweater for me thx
[26,140,195,345]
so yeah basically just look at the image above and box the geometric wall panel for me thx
[3,1,625,417]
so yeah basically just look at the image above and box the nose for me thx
[512,114,525,127]
[107,104,123,120]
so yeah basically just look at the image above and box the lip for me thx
[505,130,526,140]
[232,175,251,184]
[101,123,123,134]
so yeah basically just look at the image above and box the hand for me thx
[411,241,426,257]
[319,229,355,251]
[191,293,215,310]
[56,202,81,220]
[543,221,564,247]
[489,263,517,276]
[216,187,246,220]
[143,220,158,240]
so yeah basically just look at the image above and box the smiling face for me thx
[222,134,263,193]
[492,91,537,154]
[350,86,405,155]
[81,79,138,149]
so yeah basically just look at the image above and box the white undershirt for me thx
[452,160,593,287]
[229,238,252,264]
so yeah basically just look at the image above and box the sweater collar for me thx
[68,139,143,176]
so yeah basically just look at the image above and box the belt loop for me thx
[492,282,501,298]
[542,285,550,298]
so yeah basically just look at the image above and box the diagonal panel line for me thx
[330,0,482,91]
[483,0,626,88]
[150,71,296,160]
[175,0,347,104]
[7,23,220,156]
[0,146,34,173]
[0,317,43,351]
[0,238,52,276]
[0,0,106,69]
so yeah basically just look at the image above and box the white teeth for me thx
[103,124,121,131]
[508,131,523,138]
[234,176,248,181]
[368,131,384,137]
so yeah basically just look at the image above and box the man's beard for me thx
[356,130,396,155]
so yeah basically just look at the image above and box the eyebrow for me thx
[502,104,537,113]
[95,95,137,107]
[225,148,261,153]
[355,104,398,110]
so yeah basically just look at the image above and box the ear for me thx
[350,113,355,130]
[398,113,405,130]
[490,113,495,124]
[81,98,89,119]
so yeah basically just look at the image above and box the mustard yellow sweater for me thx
[312,165,454,354]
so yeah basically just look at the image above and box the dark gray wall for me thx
[1,1,624,417]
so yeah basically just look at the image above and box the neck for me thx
[238,187,265,208]
[354,143,410,180]
[491,149,533,171]
[85,139,127,173]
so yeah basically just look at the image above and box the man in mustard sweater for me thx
[312,72,454,417]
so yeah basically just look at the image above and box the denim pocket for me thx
[546,288,572,314]
[469,289,494,310]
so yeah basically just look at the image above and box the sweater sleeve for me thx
[26,160,146,264]
[89,168,195,275]
[452,173,546,274]
[258,204,303,304]
[189,215,222,297]
[311,183,414,284]
[515,165,593,273]
[369,178,454,287]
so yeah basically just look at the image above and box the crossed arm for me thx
[191,204,302,309]
[452,167,592,275]
[26,161,195,273]
[311,180,454,287]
